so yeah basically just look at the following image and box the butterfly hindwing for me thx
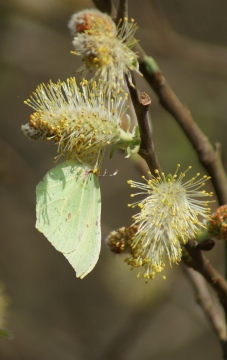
[36,159,101,278]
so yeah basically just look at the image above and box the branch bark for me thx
[91,1,227,355]
[91,0,113,15]
[115,0,128,24]
[127,76,161,175]
[184,266,227,340]
[185,241,227,316]
[136,47,227,206]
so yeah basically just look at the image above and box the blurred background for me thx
[0,0,227,359]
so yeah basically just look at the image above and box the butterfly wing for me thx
[36,159,101,278]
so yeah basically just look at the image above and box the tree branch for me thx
[91,0,227,205]
[92,2,227,350]
[185,241,227,317]
[126,76,161,175]
[136,47,227,206]
[91,0,113,15]
[184,266,227,340]
[115,0,128,24]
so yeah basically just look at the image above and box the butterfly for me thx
[36,159,101,278]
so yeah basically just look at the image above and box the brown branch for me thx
[91,0,227,355]
[92,0,227,205]
[185,240,227,317]
[91,0,127,23]
[184,266,227,343]
[137,46,227,205]
[184,242,227,358]
[115,0,128,24]
[91,0,114,15]
[139,35,227,308]
[126,77,161,175]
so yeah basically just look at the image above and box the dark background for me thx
[0,0,227,359]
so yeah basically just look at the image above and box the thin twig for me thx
[92,0,227,352]
[91,0,114,15]
[134,17,227,348]
[184,266,227,342]
[91,0,227,205]
[126,76,161,175]
[115,0,128,24]
[136,46,227,206]
[185,241,227,317]
[136,43,227,308]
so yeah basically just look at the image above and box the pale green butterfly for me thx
[36,159,101,278]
